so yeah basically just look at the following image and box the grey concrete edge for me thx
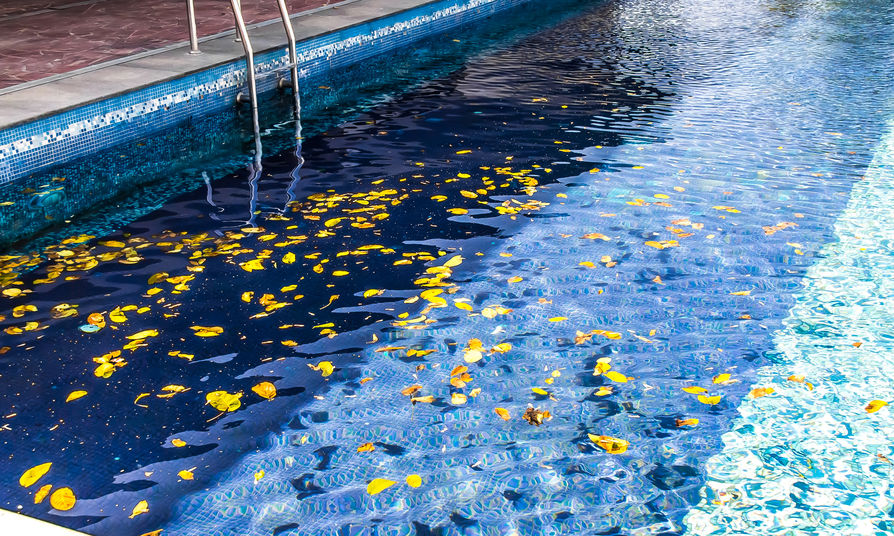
[0,0,443,131]
[0,507,87,536]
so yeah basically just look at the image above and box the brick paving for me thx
[0,0,333,90]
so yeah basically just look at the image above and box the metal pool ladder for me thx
[228,0,303,162]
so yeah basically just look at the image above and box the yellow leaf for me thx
[363,289,382,298]
[254,470,265,482]
[309,361,334,377]
[411,395,435,403]
[148,272,169,284]
[548,317,567,322]
[713,373,731,384]
[588,434,629,454]
[579,261,596,268]
[357,442,375,453]
[366,478,396,495]
[324,218,344,227]
[495,407,511,421]
[332,270,349,276]
[730,290,751,296]
[675,418,699,427]
[240,259,265,272]
[19,462,52,487]
[178,470,194,480]
[866,400,888,413]
[129,500,149,518]
[406,474,422,488]
[604,370,630,383]
[283,252,296,264]
[49,487,76,511]
[682,386,707,394]
[455,301,473,311]
[491,342,511,353]
[532,387,549,396]
[251,382,277,400]
[463,349,483,363]
[507,276,523,284]
[241,291,254,303]
[750,387,775,398]
[697,395,721,405]
[205,391,242,412]
[34,484,52,504]
[443,255,464,268]
[582,233,610,241]
[594,386,613,396]
[126,329,159,340]
[447,208,468,215]
[171,439,187,447]
[190,325,223,337]
[451,393,468,405]
[65,390,87,402]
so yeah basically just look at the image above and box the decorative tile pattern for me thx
[0,0,530,186]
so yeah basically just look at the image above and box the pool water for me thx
[2,0,894,535]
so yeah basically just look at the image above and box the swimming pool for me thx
[2,0,893,534]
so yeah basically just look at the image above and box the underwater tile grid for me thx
[2,0,894,535]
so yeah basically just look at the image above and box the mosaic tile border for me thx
[0,0,531,186]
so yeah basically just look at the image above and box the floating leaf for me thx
[363,289,382,298]
[251,382,277,400]
[730,290,751,296]
[713,373,732,384]
[19,462,52,487]
[531,387,549,396]
[171,438,187,447]
[254,470,265,482]
[283,252,296,264]
[309,361,334,377]
[411,395,435,404]
[406,474,422,488]
[549,317,567,322]
[507,276,523,284]
[129,500,149,518]
[148,272,169,285]
[451,393,468,405]
[34,484,52,504]
[491,343,511,354]
[697,394,721,405]
[240,259,265,272]
[65,390,87,403]
[675,418,699,427]
[190,325,223,337]
[49,487,76,511]
[205,391,242,412]
[367,478,396,495]
[463,349,483,363]
[401,385,422,396]
[582,232,610,241]
[522,407,551,426]
[681,386,707,394]
[866,400,888,413]
[604,370,630,383]
[126,329,159,340]
[588,434,629,454]
[357,443,375,453]
[750,387,775,398]
[178,469,194,480]
[495,407,511,421]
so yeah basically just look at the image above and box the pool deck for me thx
[0,507,87,535]
[0,0,434,131]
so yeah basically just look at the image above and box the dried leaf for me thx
[675,418,699,427]
[129,500,149,518]
[65,390,87,402]
[49,487,76,511]
[19,462,52,487]
[866,400,888,413]
[451,393,468,405]
[750,387,775,398]
[34,484,52,504]
[251,382,277,400]
[366,478,396,495]
[588,434,629,454]
[357,442,375,453]
[495,407,511,421]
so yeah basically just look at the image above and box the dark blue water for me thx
[1,0,892,535]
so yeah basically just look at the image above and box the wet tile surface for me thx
[0,0,333,90]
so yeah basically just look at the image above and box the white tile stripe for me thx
[684,123,894,535]
[0,507,86,535]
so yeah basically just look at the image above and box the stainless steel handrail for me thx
[185,0,201,54]
[230,0,263,169]
[274,0,303,140]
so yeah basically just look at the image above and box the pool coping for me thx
[0,0,437,131]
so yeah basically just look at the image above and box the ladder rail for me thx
[229,0,263,169]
